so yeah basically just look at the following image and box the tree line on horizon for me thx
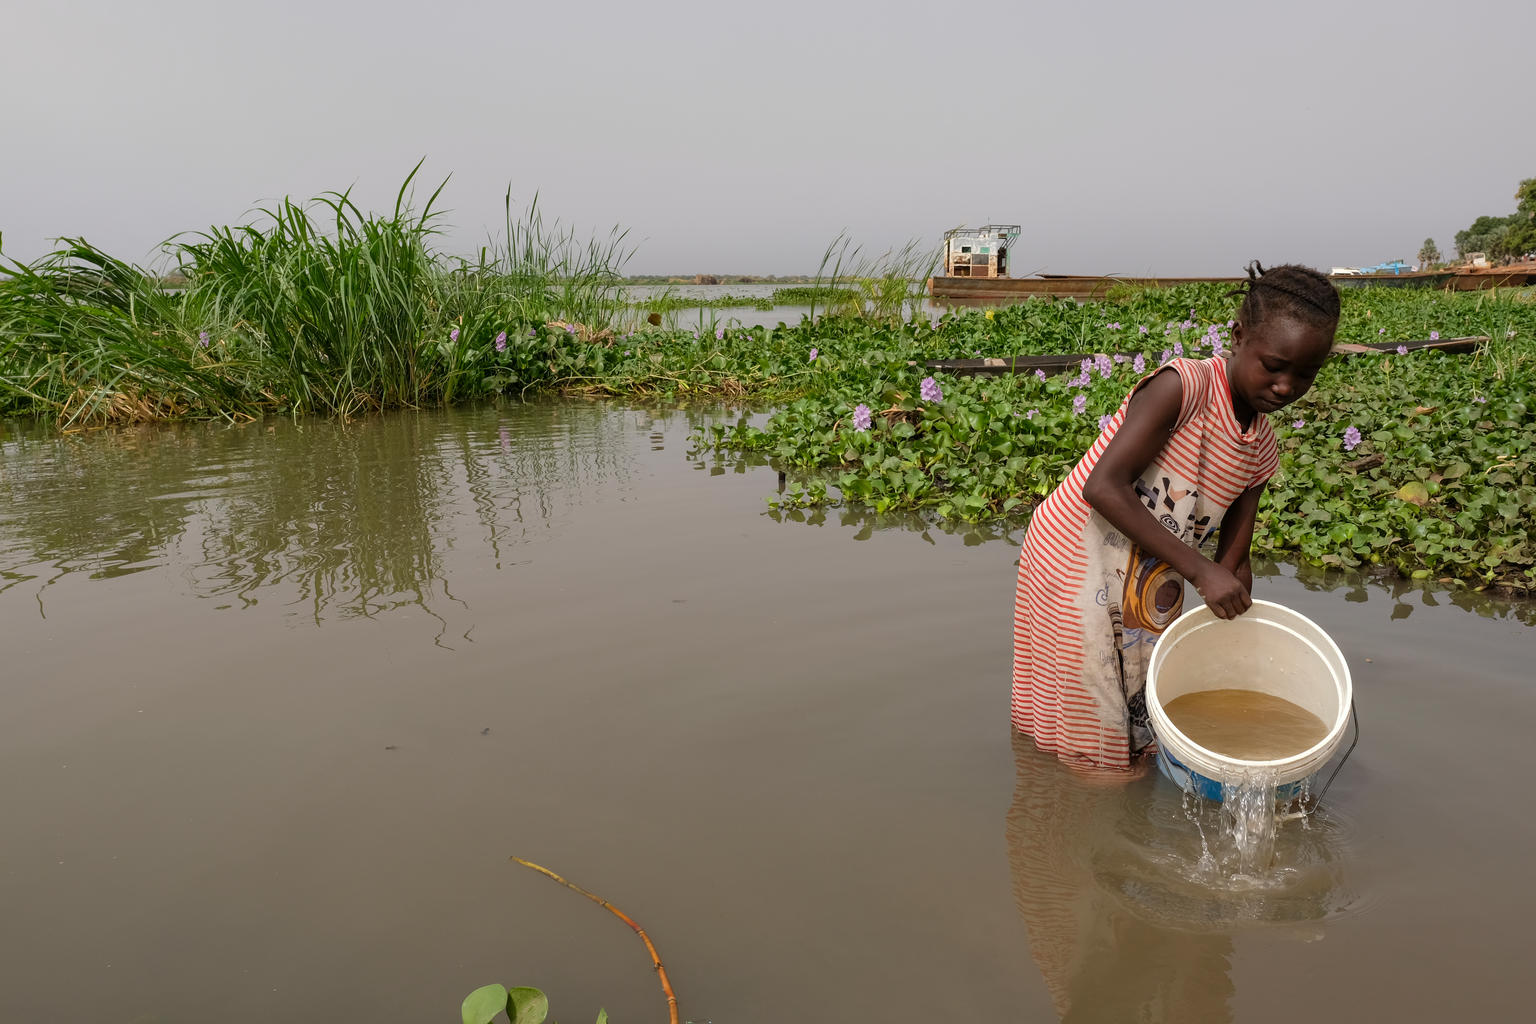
[1429,176,1536,265]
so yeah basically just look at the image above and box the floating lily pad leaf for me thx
[507,986,550,1024]
[462,984,509,1024]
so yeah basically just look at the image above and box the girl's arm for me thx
[1214,483,1264,596]
[1080,369,1252,619]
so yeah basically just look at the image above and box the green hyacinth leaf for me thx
[462,984,509,1024]
[507,987,550,1024]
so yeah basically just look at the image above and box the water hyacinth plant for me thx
[693,284,1536,590]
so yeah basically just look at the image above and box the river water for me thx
[0,402,1530,1023]
[620,283,950,329]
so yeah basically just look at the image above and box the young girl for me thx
[1011,263,1341,770]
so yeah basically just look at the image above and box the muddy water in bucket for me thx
[1163,688,1327,877]
[1164,690,1330,761]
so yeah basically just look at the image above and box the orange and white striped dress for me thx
[1011,357,1279,769]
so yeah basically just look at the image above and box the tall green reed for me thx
[0,166,639,424]
[808,232,940,324]
[0,239,267,425]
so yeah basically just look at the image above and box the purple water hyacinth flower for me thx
[809,347,818,361]
[1293,418,1305,429]
[1139,325,1149,335]
[1343,426,1362,451]
[1094,353,1113,378]
[1035,368,1047,381]
[1160,349,1172,365]
[1026,408,1038,420]
[1473,395,1487,404]
[852,403,873,432]
[198,330,209,347]
[1108,321,1122,330]
[495,331,507,352]
[1114,353,1128,363]
[1379,328,1386,334]
[1072,394,1087,415]
[1429,330,1440,340]
[450,328,460,343]
[529,328,537,337]
[624,350,631,356]
[1173,341,1184,357]
[1098,413,1112,431]
[566,325,577,334]
[1396,344,1408,355]
[1211,337,1224,356]
[1070,369,1090,387]
[1226,320,1234,328]
[716,327,725,340]
[1133,353,1146,374]
[920,376,943,403]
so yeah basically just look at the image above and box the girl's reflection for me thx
[1006,732,1235,1022]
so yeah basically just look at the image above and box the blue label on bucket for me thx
[1156,749,1310,803]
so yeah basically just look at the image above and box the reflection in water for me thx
[1005,733,1356,1023]
[0,403,652,627]
[1253,556,1534,625]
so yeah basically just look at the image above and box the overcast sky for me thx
[4,0,1532,276]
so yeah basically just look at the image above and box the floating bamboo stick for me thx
[511,857,679,1024]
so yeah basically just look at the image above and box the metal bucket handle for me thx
[1278,699,1359,821]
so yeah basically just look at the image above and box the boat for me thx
[1328,260,1536,291]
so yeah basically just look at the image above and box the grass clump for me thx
[0,165,633,424]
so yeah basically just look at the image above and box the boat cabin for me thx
[942,225,1020,278]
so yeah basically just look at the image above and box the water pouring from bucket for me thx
[1146,599,1356,868]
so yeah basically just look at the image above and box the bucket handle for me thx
[1312,699,1360,809]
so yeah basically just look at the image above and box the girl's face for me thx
[1227,317,1333,421]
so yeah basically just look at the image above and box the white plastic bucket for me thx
[1145,599,1353,802]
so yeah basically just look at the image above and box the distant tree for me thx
[1417,238,1441,267]
[1509,177,1536,257]
[1454,176,1536,261]
[1455,214,1516,260]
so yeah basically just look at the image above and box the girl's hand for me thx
[1195,563,1252,620]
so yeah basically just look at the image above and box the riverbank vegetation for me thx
[697,285,1536,592]
[2,174,1532,588]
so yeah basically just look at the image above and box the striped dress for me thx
[1011,356,1279,769]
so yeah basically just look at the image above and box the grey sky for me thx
[4,0,1532,276]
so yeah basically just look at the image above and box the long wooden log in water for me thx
[926,335,1488,377]
[928,275,1246,303]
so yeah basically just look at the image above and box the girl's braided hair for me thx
[1230,261,1340,330]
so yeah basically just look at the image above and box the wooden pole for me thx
[511,857,680,1024]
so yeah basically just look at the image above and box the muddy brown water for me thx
[1163,690,1331,762]
[0,402,1531,1023]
